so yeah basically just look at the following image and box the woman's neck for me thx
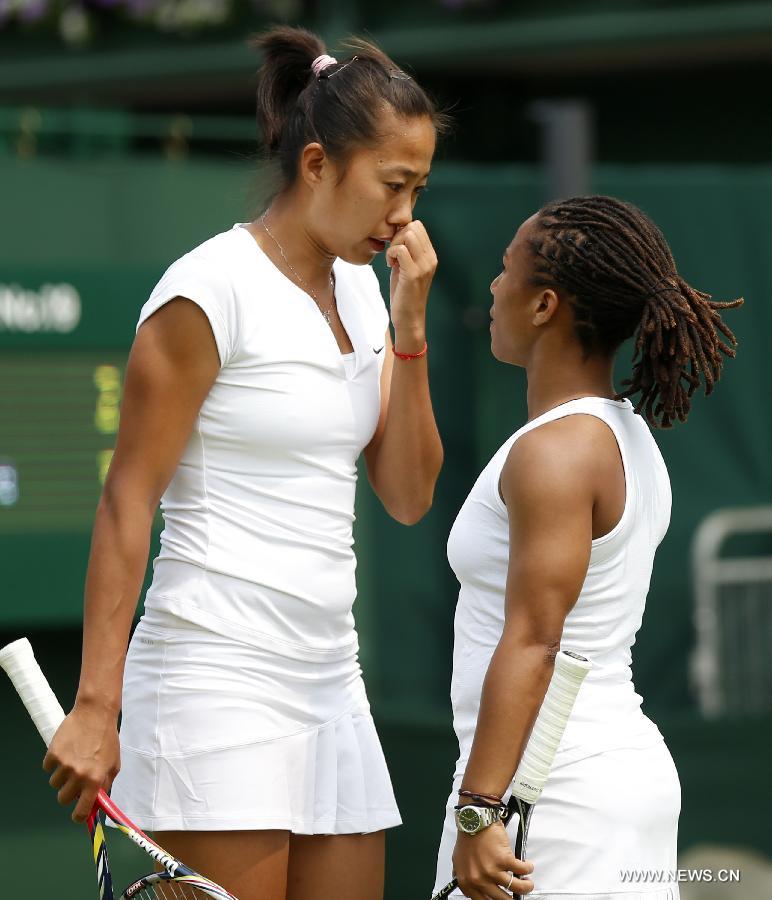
[524,343,617,422]
[250,193,336,293]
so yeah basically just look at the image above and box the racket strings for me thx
[131,884,212,899]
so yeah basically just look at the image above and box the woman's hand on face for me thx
[43,701,121,823]
[452,823,534,899]
[385,220,438,334]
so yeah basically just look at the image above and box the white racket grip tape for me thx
[0,638,66,747]
[511,650,592,805]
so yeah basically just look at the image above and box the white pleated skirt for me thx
[110,612,401,834]
[432,742,681,899]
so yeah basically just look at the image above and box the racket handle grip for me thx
[511,649,592,805]
[0,638,66,746]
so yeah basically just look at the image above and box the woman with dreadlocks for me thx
[432,196,742,900]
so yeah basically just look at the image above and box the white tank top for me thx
[447,397,672,774]
[135,224,389,658]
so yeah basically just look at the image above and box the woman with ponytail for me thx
[42,26,446,900]
[433,196,742,899]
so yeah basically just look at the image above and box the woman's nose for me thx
[389,197,413,227]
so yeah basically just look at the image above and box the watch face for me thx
[457,806,482,833]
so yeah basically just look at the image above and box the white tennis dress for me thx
[432,397,681,899]
[109,224,402,834]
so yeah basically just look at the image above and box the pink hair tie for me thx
[311,54,337,78]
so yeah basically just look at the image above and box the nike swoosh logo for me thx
[373,346,384,354]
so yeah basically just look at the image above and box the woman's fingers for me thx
[503,854,534,895]
[41,709,121,824]
[42,746,58,773]
[46,762,103,822]
[458,867,532,899]
[72,778,102,824]
[386,243,414,273]
[46,761,65,789]
[390,221,436,263]
[463,872,534,899]
[386,229,435,301]
[402,230,435,274]
[387,220,437,329]
[453,824,536,899]
[510,875,535,896]
[56,775,83,808]
[507,854,534,878]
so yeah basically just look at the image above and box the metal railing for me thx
[691,505,772,717]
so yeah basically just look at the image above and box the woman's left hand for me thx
[386,220,437,335]
[452,823,534,899]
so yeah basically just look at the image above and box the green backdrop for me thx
[1,157,770,895]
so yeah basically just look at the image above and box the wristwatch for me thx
[454,804,503,835]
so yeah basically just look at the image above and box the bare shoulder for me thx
[501,414,619,507]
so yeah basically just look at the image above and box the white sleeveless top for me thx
[135,224,389,657]
[447,397,672,774]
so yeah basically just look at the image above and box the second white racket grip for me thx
[511,649,592,804]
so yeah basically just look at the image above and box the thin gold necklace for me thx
[259,214,336,327]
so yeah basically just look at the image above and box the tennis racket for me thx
[0,637,239,900]
[432,649,592,900]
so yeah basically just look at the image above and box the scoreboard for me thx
[0,353,124,532]
[0,268,159,625]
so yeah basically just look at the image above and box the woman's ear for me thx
[532,288,560,327]
[298,142,327,188]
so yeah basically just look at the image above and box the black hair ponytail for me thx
[251,26,325,156]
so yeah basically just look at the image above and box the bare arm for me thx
[44,297,220,822]
[364,220,443,524]
[451,416,606,900]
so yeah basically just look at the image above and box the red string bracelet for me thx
[392,341,428,361]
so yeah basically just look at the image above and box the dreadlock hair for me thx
[251,26,449,192]
[528,195,743,428]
